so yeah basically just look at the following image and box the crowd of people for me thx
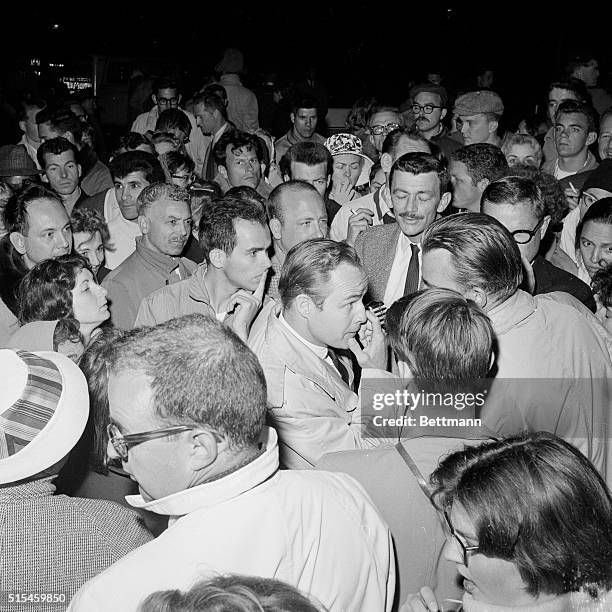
[1,47,612,611]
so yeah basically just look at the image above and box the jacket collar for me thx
[126,427,279,519]
[134,236,182,275]
[188,263,211,304]
[486,289,536,336]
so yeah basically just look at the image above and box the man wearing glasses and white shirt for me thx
[367,105,404,161]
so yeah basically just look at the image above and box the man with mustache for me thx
[354,152,451,307]
[102,183,196,329]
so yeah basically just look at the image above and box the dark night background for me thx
[1,3,610,133]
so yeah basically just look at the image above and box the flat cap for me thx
[454,90,504,116]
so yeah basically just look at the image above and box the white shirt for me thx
[103,189,141,270]
[383,233,421,308]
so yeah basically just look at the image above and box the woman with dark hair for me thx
[17,253,110,356]
[402,432,612,611]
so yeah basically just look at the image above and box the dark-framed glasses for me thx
[510,218,545,244]
[171,172,195,183]
[158,97,179,107]
[107,422,193,461]
[412,103,443,115]
[369,122,400,135]
[443,509,480,567]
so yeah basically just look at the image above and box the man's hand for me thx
[399,587,441,612]
[348,309,386,369]
[346,208,374,246]
[226,272,267,341]
[520,253,536,294]
[331,180,357,205]
[564,183,580,210]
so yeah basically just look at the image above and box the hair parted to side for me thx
[155,108,191,136]
[36,136,80,169]
[109,150,166,183]
[482,175,546,220]
[279,141,333,178]
[386,288,494,386]
[198,197,267,263]
[422,212,523,302]
[109,314,267,450]
[213,131,262,169]
[555,99,598,134]
[431,431,612,598]
[136,182,190,216]
[389,152,450,194]
[450,143,509,185]
[279,238,363,309]
[381,127,430,156]
[4,183,63,235]
[138,574,324,612]
[267,180,320,224]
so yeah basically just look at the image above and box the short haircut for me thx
[136,182,190,216]
[600,106,612,128]
[114,131,152,155]
[213,131,261,169]
[152,76,180,94]
[381,126,430,157]
[555,100,598,134]
[108,150,166,183]
[201,83,227,103]
[422,212,523,302]
[482,175,546,220]
[192,93,228,120]
[267,180,320,224]
[432,431,612,597]
[155,108,191,135]
[592,265,612,308]
[389,152,449,194]
[387,288,494,387]
[36,136,80,169]
[17,98,46,122]
[35,106,83,143]
[279,239,363,308]
[500,133,543,167]
[4,183,63,235]
[225,185,266,208]
[566,53,598,75]
[160,150,195,175]
[367,105,401,125]
[109,314,267,450]
[547,77,590,103]
[70,207,110,245]
[279,141,333,178]
[139,574,321,612]
[291,94,319,115]
[198,197,267,263]
[450,143,510,185]
[577,197,612,248]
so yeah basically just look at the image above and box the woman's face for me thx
[71,268,110,327]
[444,502,550,606]
[579,221,612,279]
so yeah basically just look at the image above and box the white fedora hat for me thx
[0,349,89,484]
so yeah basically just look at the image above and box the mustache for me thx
[399,212,424,219]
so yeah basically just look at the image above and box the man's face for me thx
[141,199,192,257]
[275,190,327,254]
[331,154,363,190]
[554,112,595,159]
[598,114,612,161]
[577,60,600,88]
[107,371,194,501]
[73,230,105,275]
[391,171,449,242]
[421,248,464,293]
[369,111,402,152]
[153,88,180,113]
[222,145,261,189]
[547,88,579,124]
[20,107,42,144]
[114,171,150,221]
[11,198,72,268]
[291,107,318,139]
[37,121,62,143]
[289,161,329,197]
[194,103,217,135]
[459,113,495,145]
[223,219,271,291]
[505,144,539,167]
[305,263,368,349]
[414,92,446,134]
[449,160,482,212]
[482,201,545,263]
[42,150,81,196]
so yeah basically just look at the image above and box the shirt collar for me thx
[278,312,328,359]
[135,236,182,274]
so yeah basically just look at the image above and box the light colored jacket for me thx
[248,303,383,469]
[219,74,259,133]
[68,428,395,612]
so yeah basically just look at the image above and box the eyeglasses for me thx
[510,218,545,244]
[158,97,179,107]
[369,122,400,136]
[412,103,443,115]
[171,173,195,183]
[107,422,193,461]
[443,510,480,567]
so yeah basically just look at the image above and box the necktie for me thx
[327,348,351,387]
[382,213,395,224]
[403,243,420,296]
[205,142,217,181]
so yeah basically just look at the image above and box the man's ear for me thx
[294,293,315,319]
[437,191,452,213]
[218,165,228,181]
[540,215,551,238]
[18,120,26,134]
[440,108,448,121]
[487,119,499,135]
[466,286,488,309]
[269,218,282,240]
[282,173,290,183]
[9,231,26,255]
[177,93,183,105]
[77,164,82,179]
[62,131,76,146]
[188,429,220,472]
[476,178,490,194]
[209,248,227,270]
[41,172,50,184]
[380,152,393,174]
[586,131,597,147]
[290,112,295,125]
[151,93,158,106]
[138,215,150,235]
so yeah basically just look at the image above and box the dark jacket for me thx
[0,236,27,316]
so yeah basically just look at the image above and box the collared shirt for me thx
[383,233,421,307]
[103,188,141,270]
